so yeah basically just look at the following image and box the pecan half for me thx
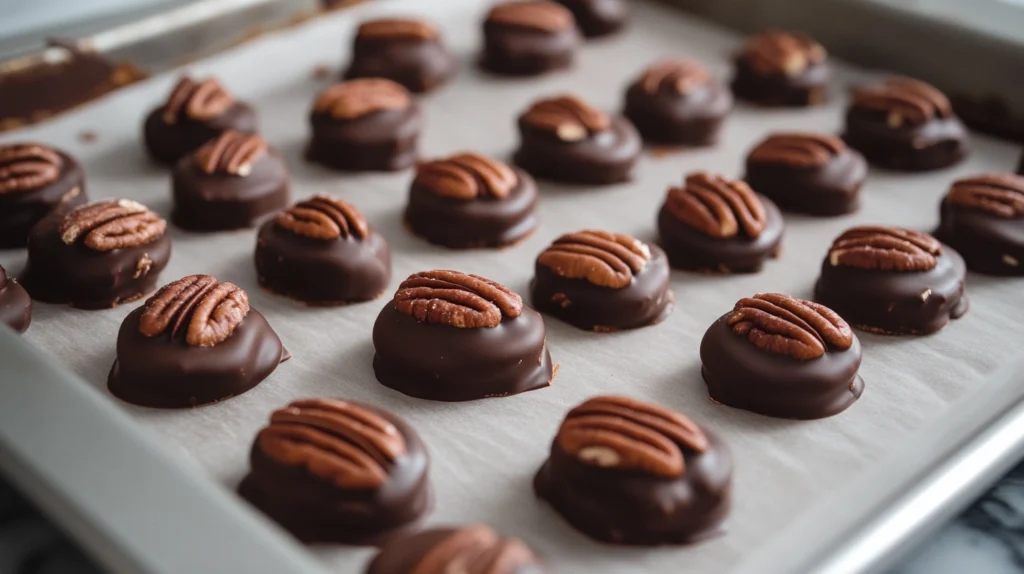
[411,525,537,574]
[639,59,709,95]
[193,131,268,176]
[487,1,574,33]
[414,153,518,200]
[522,95,610,142]
[313,78,411,120]
[537,230,650,289]
[666,172,766,239]
[0,144,62,194]
[828,226,941,272]
[393,270,522,328]
[161,76,235,124]
[357,18,436,41]
[138,275,250,347]
[851,77,951,127]
[557,395,707,478]
[947,173,1024,218]
[727,293,853,360]
[258,399,406,489]
[59,199,166,252]
[276,195,368,240]
[747,132,845,168]
[740,30,826,77]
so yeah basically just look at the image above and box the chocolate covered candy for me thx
[843,77,968,171]
[731,30,829,107]
[239,399,431,544]
[531,230,672,331]
[701,293,864,419]
[0,264,31,333]
[143,76,257,166]
[405,152,538,248]
[366,524,547,574]
[256,195,391,304]
[307,78,422,172]
[0,143,87,248]
[657,172,783,273]
[372,270,555,401]
[344,18,456,93]
[623,59,732,147]
[815,226,969,335]
[554,0,627,38]
[744,132,867,216]
[1018,150,1023,175]
[535,395,731,545]
[21,199,171,309]
[481,1,581,76]
[108,275,286,407]
[935,173,1024,275]
[514,95,641,185]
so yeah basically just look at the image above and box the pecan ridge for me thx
[161,76,235,124]
[523,95,610,142]
[411,525,537,574]
[357,18,436,41]
[276,195,368,240]
[947,173,1024,219]
[59,199,166,252]
[314,78,412,120]
[666,172,766,239]
[414,153,518,200]
[639,59,709,95]
[851,77,952,127]
[727,293,853,360]
[194,131,268,176]
[0,144,62,194]
[828,226,941,272]
[138,275,250,347]
[537,230,650,289]
[740,30,825,77]
[487,1,574,33]
[393,270,523,328]
[748,132,845,168]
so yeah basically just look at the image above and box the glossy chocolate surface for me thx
[555,0,627,37]
[0,265,31,333]
[842,108,968,172]
[307,105,422,172]
[0,150,87,249]
[731,58,828,107]
[481,2,581,76]
[623,68,731,147]
[143,102,257,166]
[344,20,456,93]
[514,115,641,185]
[936,199,1024,276]
[744,143,867,216]
[366,525,548,574]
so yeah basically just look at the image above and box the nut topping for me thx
[276,195,368,240]
[947,173,1024,218]
[487,1,575,33]
[59,199,166,252]
[139,275,250,347]
[313,78,412,120]
[851,77,952,127]
[357,18,437,41]
[739,30,826,77]
[161,76,235,124]
[828,226,941,272]
[393,270,523,328]
[666,172,766,239]
[414,153,518,200]
[411,525,538,574]
[639,59,709,95]
[0,144,62,194]
[747,132,845,168]
[557,395,707,478]
[193,131,268,176]
[537,230,650,289]
[727,293,853,360]
[522,95,610,142]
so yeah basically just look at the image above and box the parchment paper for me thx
[2,1,1023,572]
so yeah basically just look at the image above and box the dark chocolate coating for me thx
[743,147,867,216]
[255,219,392,304]
[344,32,456,93]
[108,306,285,408]
[555,0,627,38]
[842,108,968,171]
[0,265,31,333]
[238,402,432,544]
[623,77,732,147]
[814,244,969,335]
[142,102,258,166]
[731,58,829,107]
[405,167,539,249]
[171,147,290,231]
[700,316,864,419]
[531,244,673,331]
[0,151,87,248]
[366,527,548,574]
[20,213,172,310]
[935,200,1024,276]
[514,116,641,185]
[534,425,731,545]
[372,304,554,401]
[657,194,784,273]
[481,16,580,76]
[1018,150,1024,175]
[306,105,422,172]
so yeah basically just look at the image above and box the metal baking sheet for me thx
[1,0,1023,572]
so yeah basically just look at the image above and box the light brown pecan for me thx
[411,525,538,574]
[414,153,518,200]
[138,275,250,347]
[851,77,952,127]
[258,399,406,489]
[193,131,268,176]
[276,195,368,240]
[947,173,1024,218]
[161,76,235,124]
[748,132,845,168]
[740,30,826,77]
[557,395,707,478]
[487,1,574,33]
[357,18,436,41]
[537,230,650,289]
[393,270,522,328]
[0,144,62,194]
[313,78,412,120]
[727,293,853,360]
[639,59,709,95]
[666,172,766,239]
[59,199,166,252]
[522,95,610,142]
[186,282,250,347]
[828,226,941,272]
